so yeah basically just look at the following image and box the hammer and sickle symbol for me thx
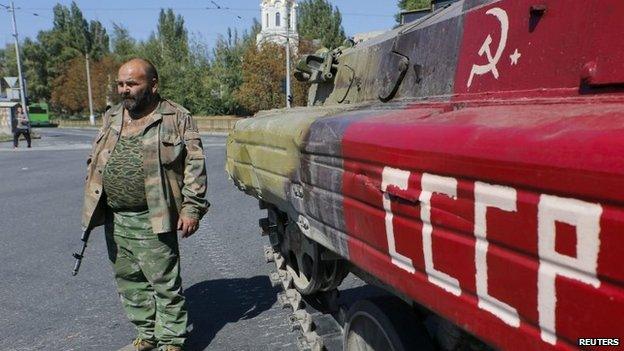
[467,7,509,88]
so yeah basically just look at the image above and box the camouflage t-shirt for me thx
[103,135,148,211]
[111,209,152,237]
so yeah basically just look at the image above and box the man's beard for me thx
[123,89,153,113]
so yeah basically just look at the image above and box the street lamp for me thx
[285,9,292,109]
[85,53,95,125]
[259,32,297,108]
[285,31,291,108]
[259,5,297,108]
[2,2,28,116]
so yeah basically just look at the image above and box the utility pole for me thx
[9,1,28,115]
[285,4,292,108]
[85,53,95,125]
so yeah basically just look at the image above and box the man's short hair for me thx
[126,58,159,82]
[142,59,159,82]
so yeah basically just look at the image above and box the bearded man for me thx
[82,58,208,351]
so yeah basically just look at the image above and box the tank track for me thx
[264,245,345,351]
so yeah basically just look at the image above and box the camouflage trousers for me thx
[105,213,187,349]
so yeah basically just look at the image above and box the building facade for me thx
[0,77,21,101]
[0,77,23,135]
[257,0,299,46]
[0,102,19,135]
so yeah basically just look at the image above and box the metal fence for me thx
[195,116,241,132]
[54,115,243,133]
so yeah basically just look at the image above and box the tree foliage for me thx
[13,1,110,109]
[395,0,432,23]
[235,36,316,114]
[51,55,117,114]
[3,2,328,116]
[207,21,261,115]
[22,38,49,100]
[111,23,138,62]
[50,2,109,58]
[130,9,228,115]
[139,9,192,107]
[0,45,17,77]
[46,2,111,111]
[297,0,346,49]
[397,0,432,11]
[235,43,287,114]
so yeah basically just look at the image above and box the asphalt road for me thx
[0,128,300,350]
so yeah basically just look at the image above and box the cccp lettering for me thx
[381,166,603,347]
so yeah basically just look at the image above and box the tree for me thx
[0,48,5,76]
[133,8,241,115]
[57,2,109,58]
[22,38,50,101]
[17,2,109,106]
[168,36,214,114]
[207,31,245,115]
[291,39,320,107]
[234,28,320,114]
[207,20,261,115]
[88,20,110,59]
[2,40,47,102]
[111,23,138,62]
[6,2,318,116]
[150,8,190,66]
[297,0,346,49]
[0,45,17,77]
[51,55,117,115]
[235,42,287,114]
[395,0,431,23]
[137,9,191,109]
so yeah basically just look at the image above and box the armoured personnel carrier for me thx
[226,0,624,350]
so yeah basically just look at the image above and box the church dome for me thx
[257,0,299,47]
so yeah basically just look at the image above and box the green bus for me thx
[28,102,50,126]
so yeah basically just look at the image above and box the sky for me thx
[0,0,398,50]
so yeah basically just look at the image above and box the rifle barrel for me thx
[72,228,91,276]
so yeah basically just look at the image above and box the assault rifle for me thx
[72,228,92,276]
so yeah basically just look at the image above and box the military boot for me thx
[163,346,182,351]
[132,338,156,351]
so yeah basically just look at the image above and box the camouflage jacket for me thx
[82,98,209,234]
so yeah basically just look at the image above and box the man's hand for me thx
[177,216,199,238]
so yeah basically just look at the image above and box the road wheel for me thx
[319,258,349,291]
[282,222,323,294]
[343,297,434,351]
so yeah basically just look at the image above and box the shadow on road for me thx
[185,276,278,350]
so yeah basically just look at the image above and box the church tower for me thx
[257,0,299,46]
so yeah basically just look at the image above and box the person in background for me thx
[13,105,31,148]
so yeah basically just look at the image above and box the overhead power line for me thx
[0,2,28,113]
[0,3,50,19]
[19,6,393,18]
[207,1,244,20]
